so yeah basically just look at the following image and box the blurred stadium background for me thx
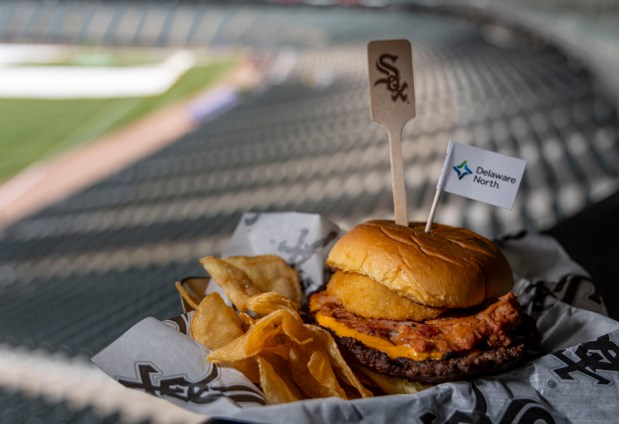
[0,0,618,423]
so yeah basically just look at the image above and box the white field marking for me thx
[0,344,207,424]
[0,58,256,228]
[0,50,195,99]
[0,44,68,65]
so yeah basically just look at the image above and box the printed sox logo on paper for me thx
[418,384,556,423]
[118,362,265,405]
[278,227,338,292]
[374,53,409,102]
[550,333,619,385]
[277,228,338,263]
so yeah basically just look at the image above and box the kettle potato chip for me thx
[188,254,372,404]
[190,292,243,350]
[245,292,299,315]
[205,300,372,403]
[257,356,303,404]
[199,256,262,311]
[175,281,200,311]
[223,255,302,305]
[307,325,373,398]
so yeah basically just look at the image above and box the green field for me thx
[0,58,236,182]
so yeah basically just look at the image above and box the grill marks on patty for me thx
[309,291,522,355]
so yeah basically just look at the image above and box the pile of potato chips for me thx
[177,255,372,404]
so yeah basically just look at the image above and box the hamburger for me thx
[308,220,531,394]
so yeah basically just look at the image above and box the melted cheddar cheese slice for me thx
[314,311,444,361]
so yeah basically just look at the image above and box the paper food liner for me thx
[93,212,619,423]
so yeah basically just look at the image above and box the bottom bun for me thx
[358,366,434,395]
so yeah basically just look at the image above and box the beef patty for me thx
[337,335,526,383]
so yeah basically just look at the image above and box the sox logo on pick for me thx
[438,140,526,210]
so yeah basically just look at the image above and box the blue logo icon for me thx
[453,160,473,180]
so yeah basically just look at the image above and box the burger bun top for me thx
[326,220,513,309]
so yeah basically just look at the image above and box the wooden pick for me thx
[368,40,416,227]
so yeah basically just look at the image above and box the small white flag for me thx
[437,140,526,210]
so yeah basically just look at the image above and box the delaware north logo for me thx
[453,160,473,180]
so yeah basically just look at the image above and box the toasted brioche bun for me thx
[326,220,513,308]
[357,366,433,395]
